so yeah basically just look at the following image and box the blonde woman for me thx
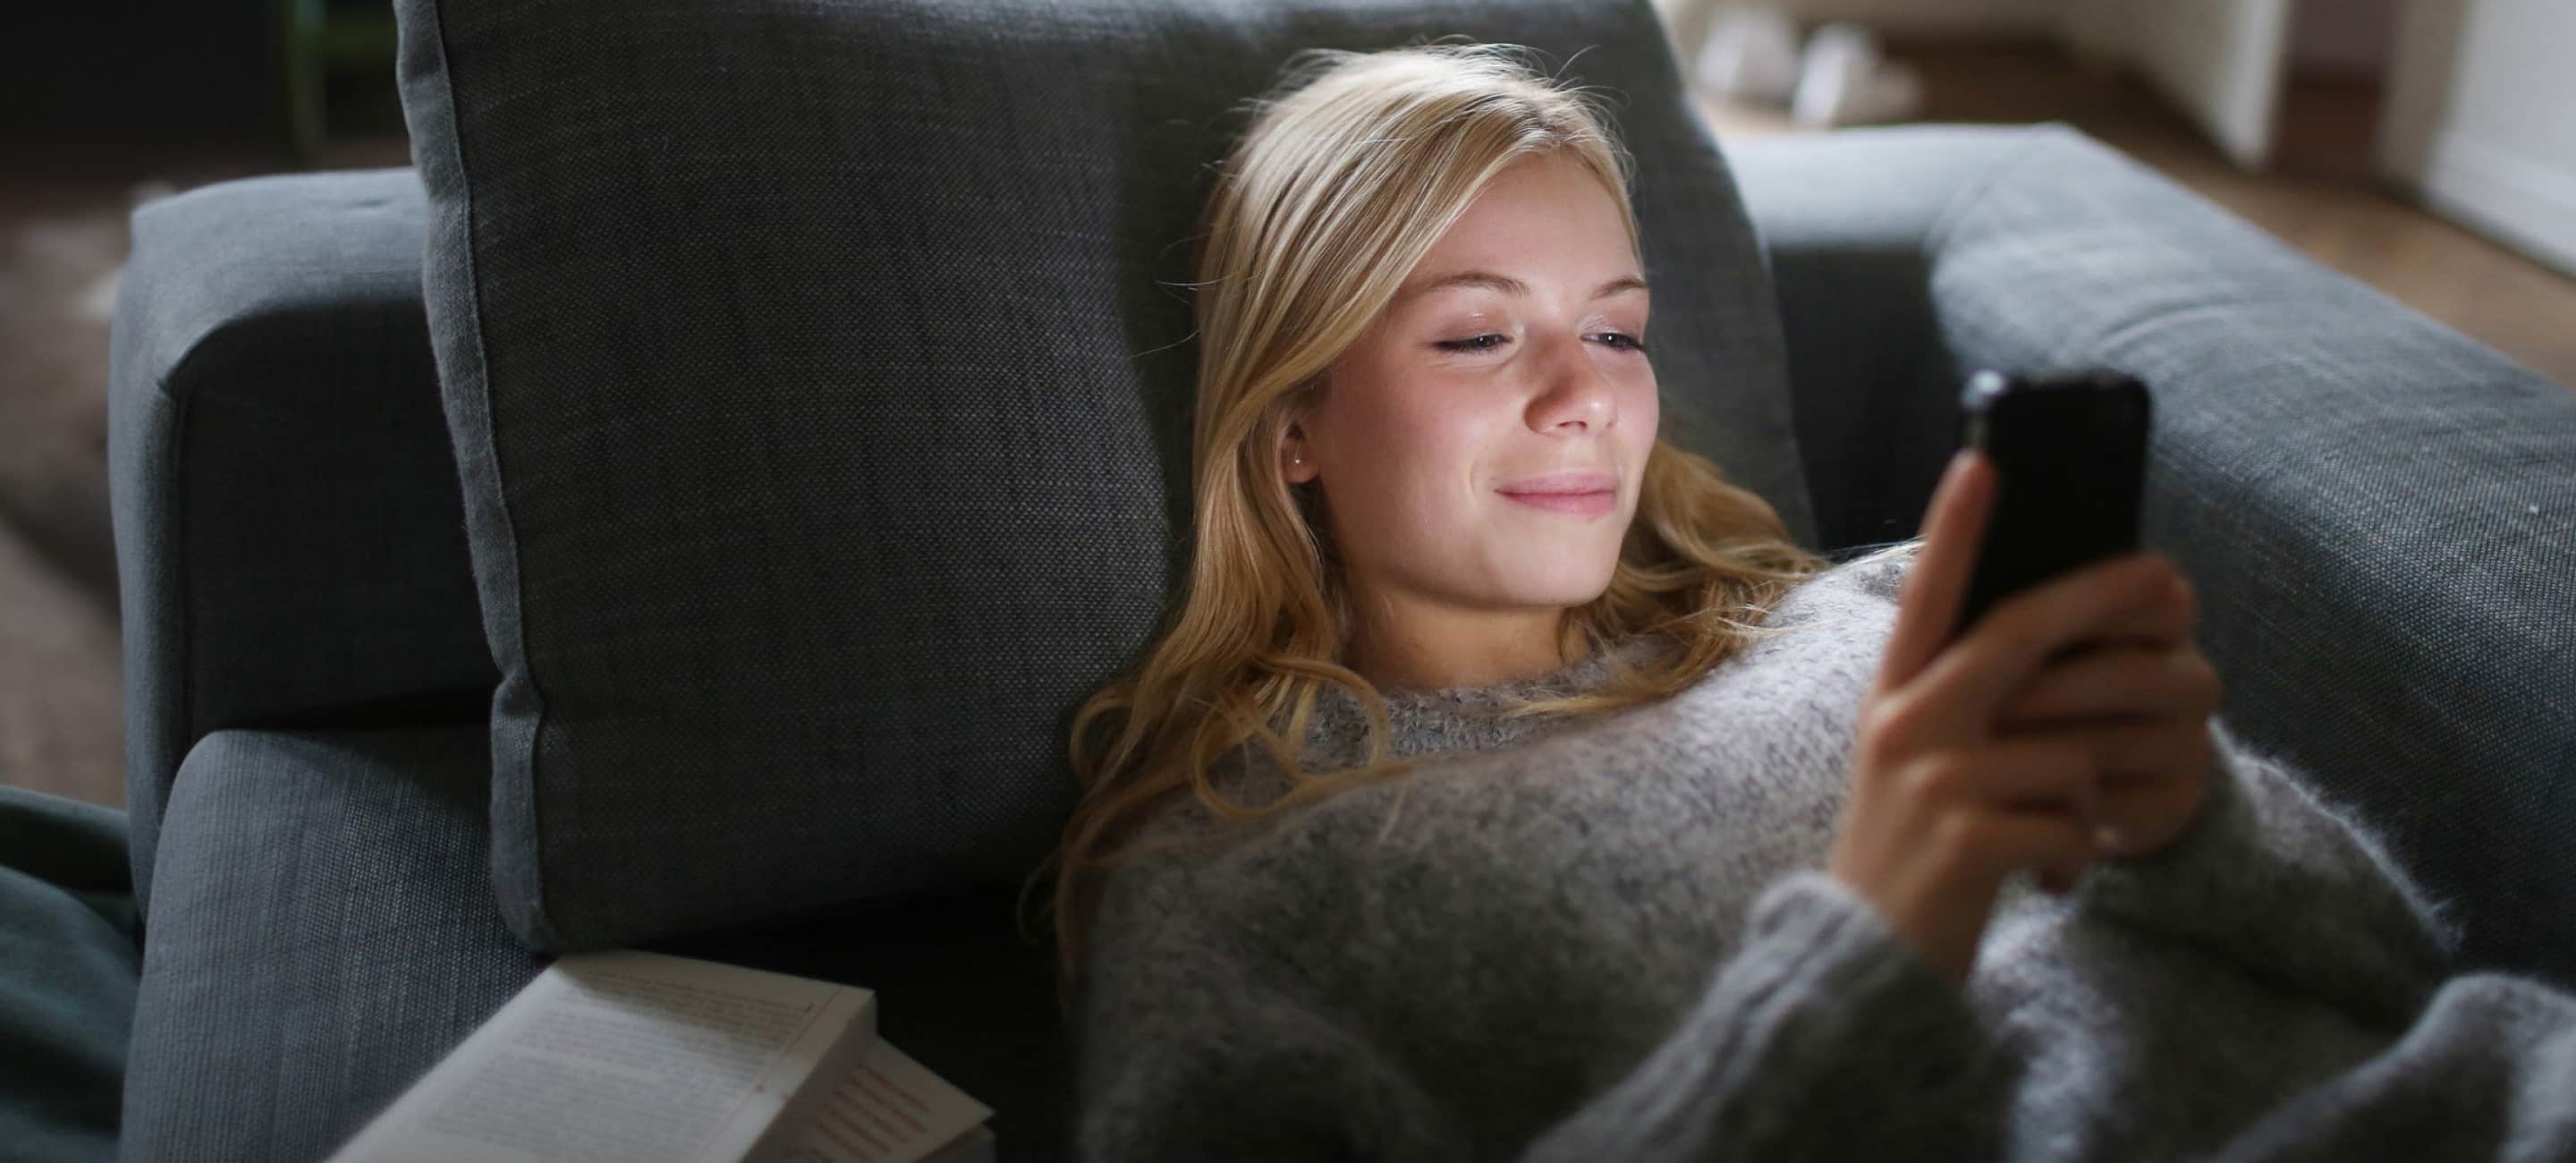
[1039,41,2576,1163]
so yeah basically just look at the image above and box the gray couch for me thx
[100,26,2574,1163]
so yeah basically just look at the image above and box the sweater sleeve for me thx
[2072,714,2467,1026]
[2189,970,2576,1163]
[1076,864,2011,1163]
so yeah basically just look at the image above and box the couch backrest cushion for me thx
[394,0,1815,952]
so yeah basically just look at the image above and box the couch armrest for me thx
[1730,123,2576,987]
[106,168,496,922]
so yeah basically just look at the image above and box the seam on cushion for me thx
[424,0,559,951]
[1918,122,2072,264]
[134,327,202,931]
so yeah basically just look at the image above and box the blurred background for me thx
[2,0,2570,811]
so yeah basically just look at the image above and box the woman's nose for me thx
[1530,332,1616,431]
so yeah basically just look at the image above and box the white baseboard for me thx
[2418,132,2576,277]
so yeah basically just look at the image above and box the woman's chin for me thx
[1498,568,1618,608]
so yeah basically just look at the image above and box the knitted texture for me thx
[1073,543,2576,1161]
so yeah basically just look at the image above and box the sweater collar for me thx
[1292,632,1674,768]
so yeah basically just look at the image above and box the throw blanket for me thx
[0,785,139,1163]
[1072,542,2576,1161]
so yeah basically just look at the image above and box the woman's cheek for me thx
[1629,380,1659,443]
[1377,380,1491,457]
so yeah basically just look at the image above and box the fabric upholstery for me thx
[121,726,545,1162]
[1733,123,2576,988]
[0,786,137,1163]
[106,169,496,921]
[392,0,1815,952]
[101,122,2576,1160]
[120,725,1072,1161]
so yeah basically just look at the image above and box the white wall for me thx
[2060,0,2295,167]
[2379,0,2576,276]
[1652,0,2061,65]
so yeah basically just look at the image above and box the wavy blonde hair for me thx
[1024,41,1835,987]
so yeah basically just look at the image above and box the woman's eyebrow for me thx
[1396,270,1650,302]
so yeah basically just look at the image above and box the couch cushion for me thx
[393,0,1815,952]
[123,726,1075,1160]
[121,726,545,1162]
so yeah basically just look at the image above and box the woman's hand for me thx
[1826,449,2224,986]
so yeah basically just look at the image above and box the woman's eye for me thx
[1433,332,1648,354]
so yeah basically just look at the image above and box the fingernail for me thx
[2169,575,2191,605]
[2094,825,2126,854]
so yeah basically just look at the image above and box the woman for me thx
[1037,42,2576,1162]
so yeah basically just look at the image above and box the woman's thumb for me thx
[1879,450,1991,690]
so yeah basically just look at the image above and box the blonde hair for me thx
[1022,41,1833,989]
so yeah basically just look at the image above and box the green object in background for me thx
[0,785,140,1163]
[280,0,402,165]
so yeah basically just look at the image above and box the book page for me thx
[328,950,877,1163]
[778,1040,994,1163]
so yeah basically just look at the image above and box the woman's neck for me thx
[1351,625,1593,696]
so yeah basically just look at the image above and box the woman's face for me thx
[1285,150,1657,688]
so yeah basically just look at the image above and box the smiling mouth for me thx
[1499,489,1615,518]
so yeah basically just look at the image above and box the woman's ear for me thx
[1282,424,1318,485]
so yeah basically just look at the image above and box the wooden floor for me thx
[1697,39,2576,390]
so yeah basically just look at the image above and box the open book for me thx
[326,950,996,1163]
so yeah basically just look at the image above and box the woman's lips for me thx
[1501,489,1615,517]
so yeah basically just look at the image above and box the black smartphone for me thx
[1945,369,2154,649]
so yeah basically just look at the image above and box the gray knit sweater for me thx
[1072,542,2576,1161]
